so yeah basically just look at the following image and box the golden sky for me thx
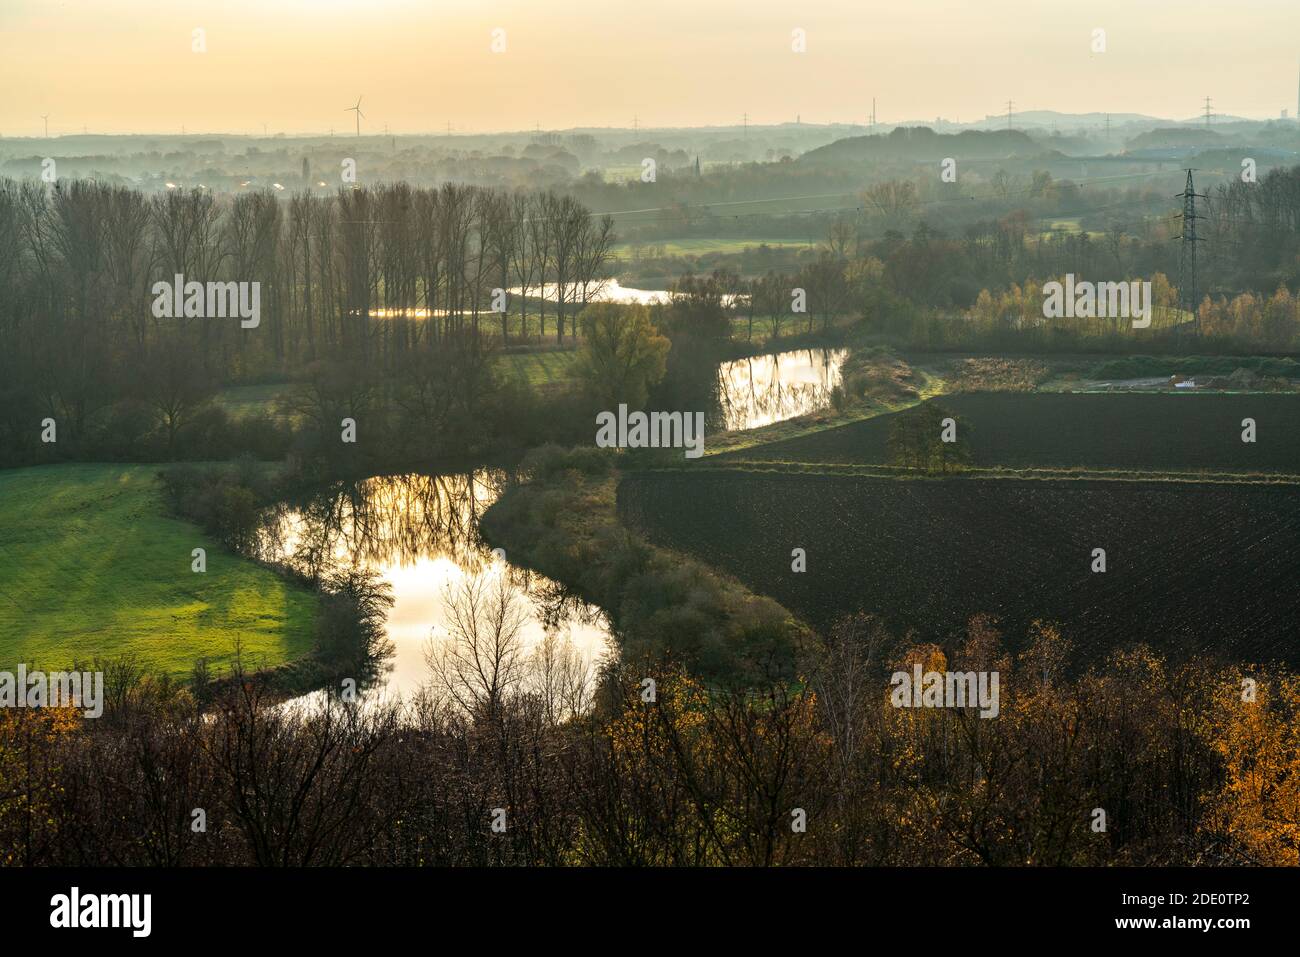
[3,0,1298,136]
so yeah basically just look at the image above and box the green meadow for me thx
[497,349,582,387]
[0,464,317,679]
[612,236,815,259]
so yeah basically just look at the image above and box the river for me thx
[261,345,844,705]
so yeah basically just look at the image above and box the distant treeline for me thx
[0,178,614,375]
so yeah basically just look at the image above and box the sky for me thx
[2,0,1299,136]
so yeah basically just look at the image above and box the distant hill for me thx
[1125,127,1225,150]
[962,110,1164,131]
[799,126,1048,166]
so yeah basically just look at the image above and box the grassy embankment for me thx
[0,463,317,679]
[479,446,813,682]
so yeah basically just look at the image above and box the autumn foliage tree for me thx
[574,302,670,408]
[1200,670,1300,865]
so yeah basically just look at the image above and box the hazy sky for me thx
[3,0,1299,136]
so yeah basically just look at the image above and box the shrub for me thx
[158,458,278,549]
[521,443,615,481]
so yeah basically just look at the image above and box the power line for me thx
[1176,168,1207,335]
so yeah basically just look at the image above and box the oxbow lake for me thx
[258,346,844,704]
[256,471,613,707]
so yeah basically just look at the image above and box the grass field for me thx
[0,464,318,679]
[497,349,582,387]
[619,469,1300,665]
[214,347,584,412]
[613,237,815,259]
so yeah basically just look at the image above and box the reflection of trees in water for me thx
[526,577,608,633]
[426,569,597,722]
[257,471,609,640]
[618,345,847,436]
[715,349,844,432]
[260,471,509,579]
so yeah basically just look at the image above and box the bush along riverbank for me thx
[478,444,816,685]
[159,459,394,701]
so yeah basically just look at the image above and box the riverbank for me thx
[478,445,815,683]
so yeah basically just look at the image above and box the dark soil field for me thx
[619,469,1300,666]
[721,393,1300,473]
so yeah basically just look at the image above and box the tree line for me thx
[0,179,616,467]
[0,176,615,382]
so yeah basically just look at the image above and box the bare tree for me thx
[507,191,536,341]
[526,631,592,725]
[574,213,616,309]
[138,332,213,457]
[549,193,587,343]
[425,570,528,719]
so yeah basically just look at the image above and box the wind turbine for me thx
[345,96,364,137]
[41,114,49,138]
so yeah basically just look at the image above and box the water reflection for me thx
[366,281,705,317]
[715,348,847,432]
[256,471,614,704]
[505,279,724,307]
